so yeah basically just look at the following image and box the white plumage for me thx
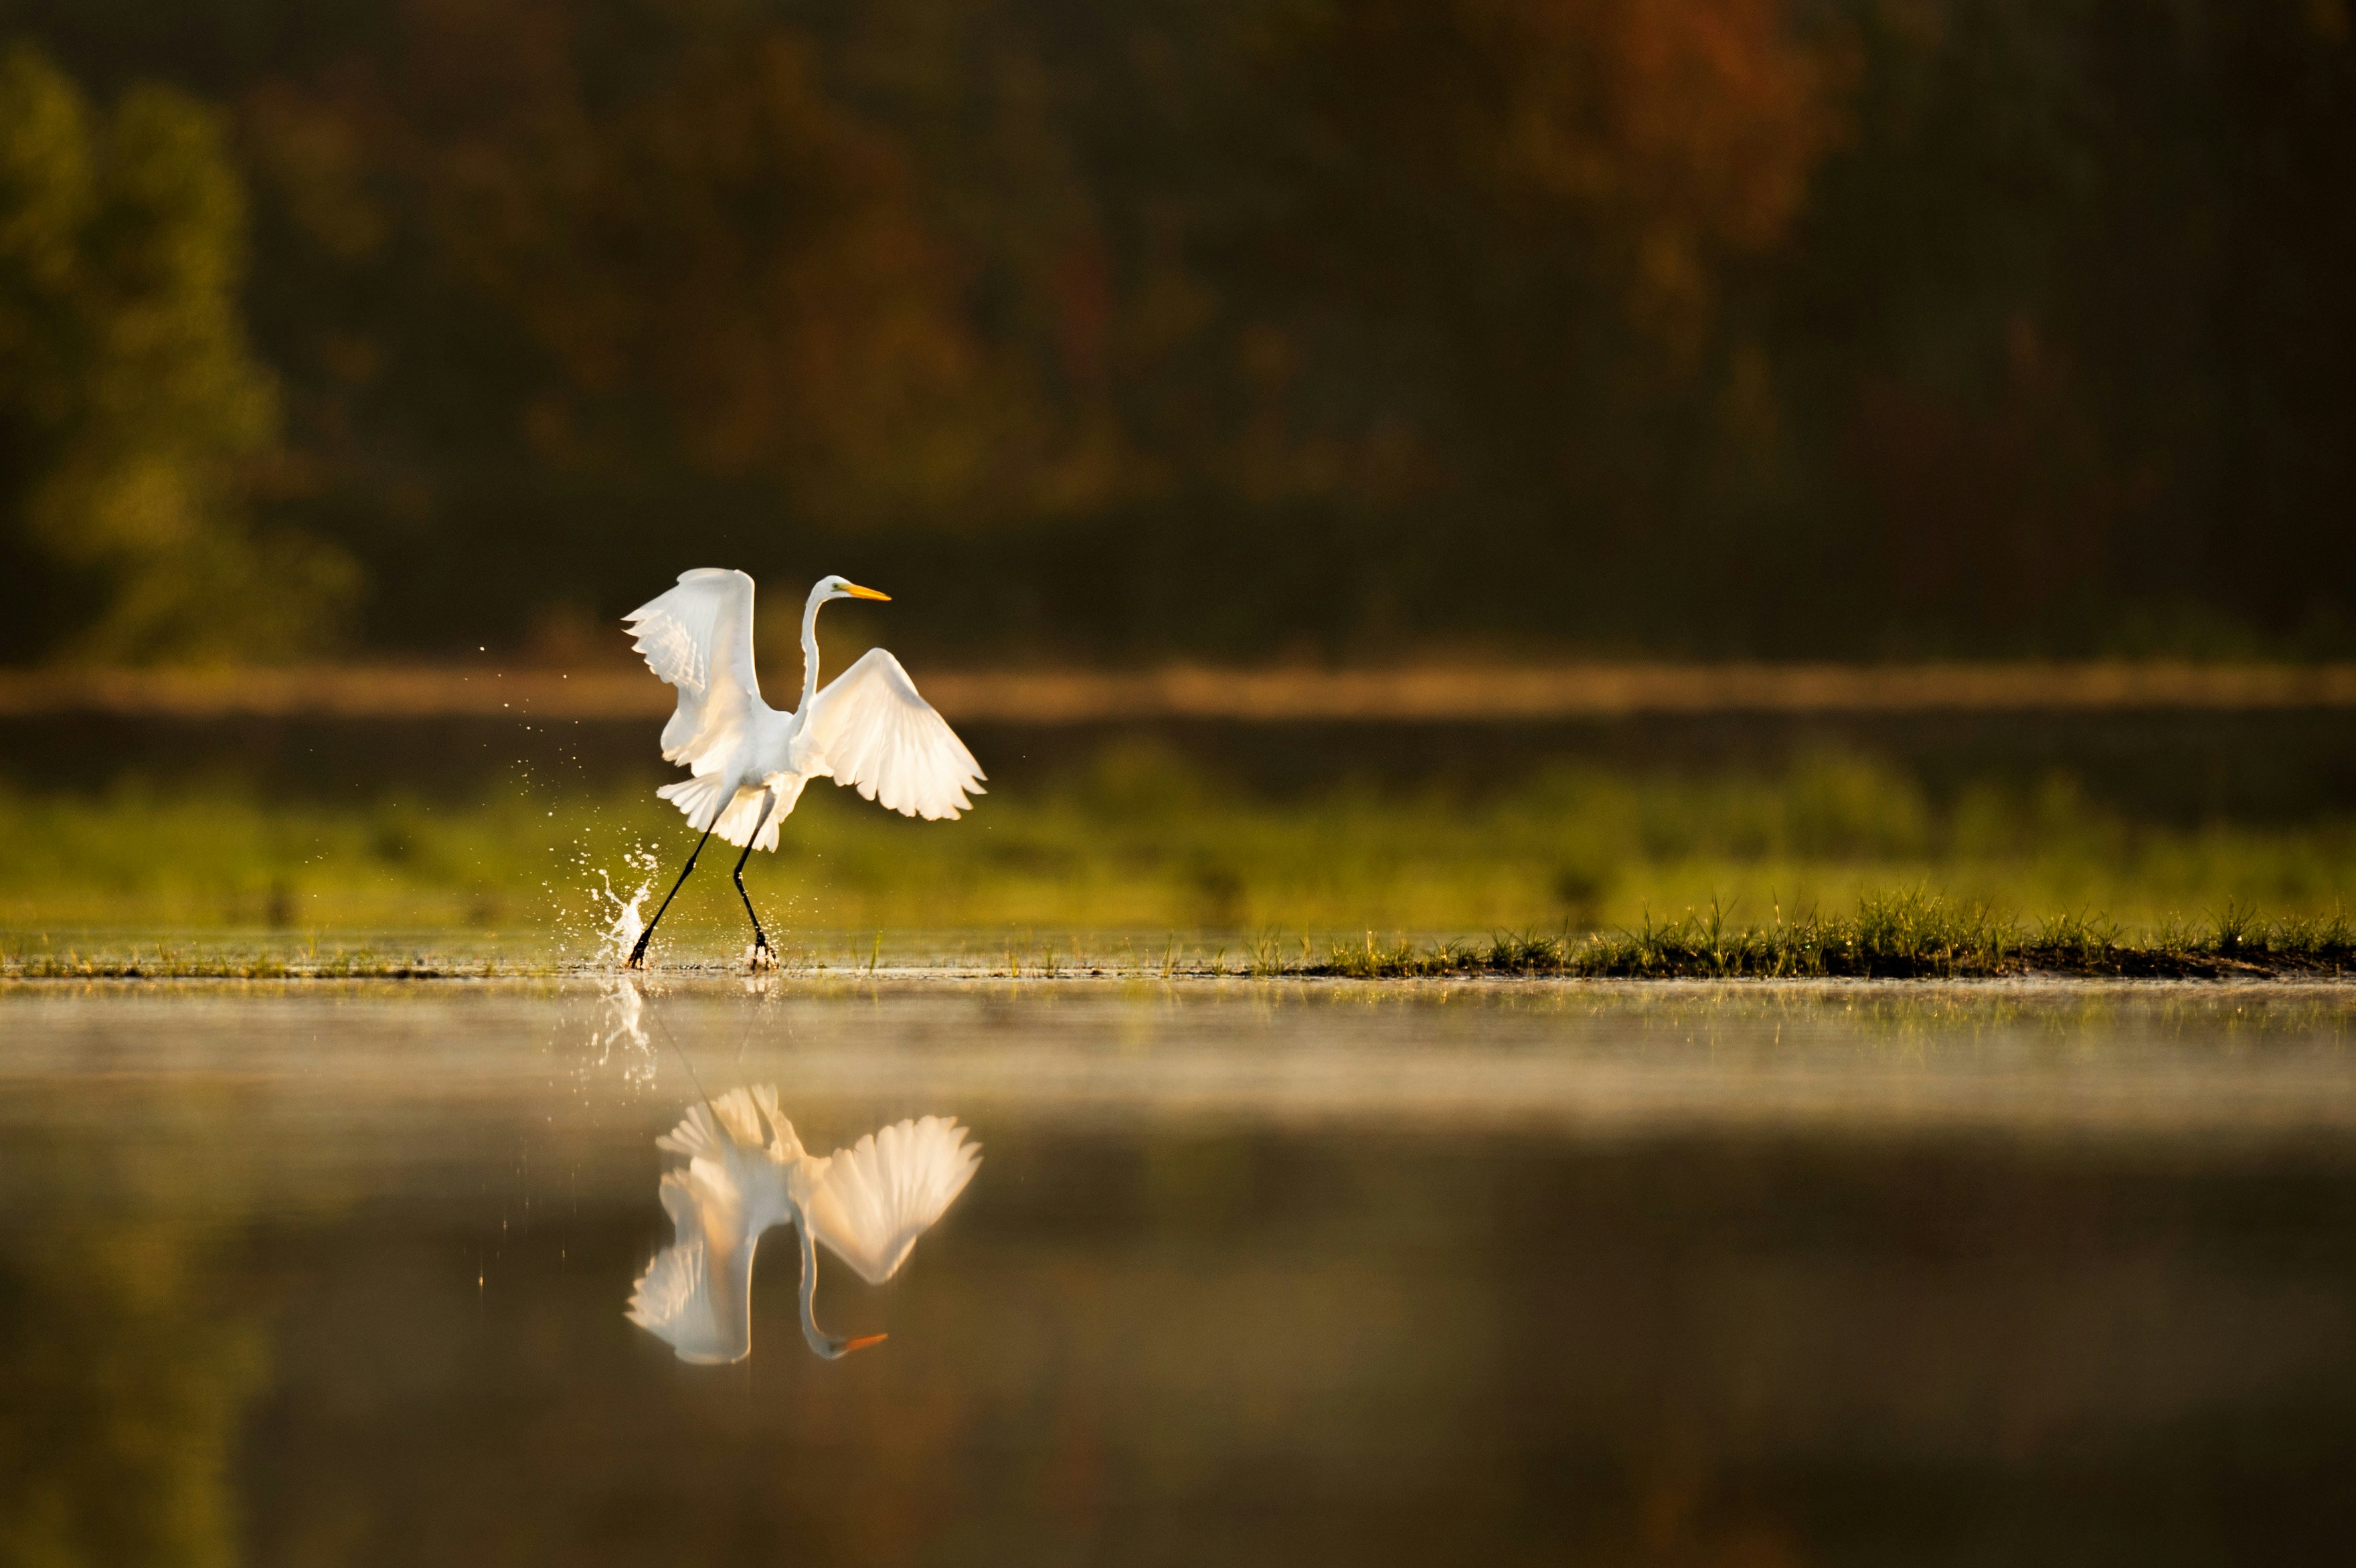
[623,569,984,852]
[628,568,760,773]
[622,1086,798,1364]
[791,1115,986,1285]
[625,1086,981,1363]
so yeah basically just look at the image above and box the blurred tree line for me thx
[0,0,2350,664]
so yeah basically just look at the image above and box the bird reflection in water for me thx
[626,1085,980,1362]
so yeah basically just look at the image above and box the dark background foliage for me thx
[1,0,2351,664]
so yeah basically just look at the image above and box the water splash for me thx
[591,850,659,969]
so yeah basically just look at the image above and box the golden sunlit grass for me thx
[7,895,2353,981]
[6,741,2356,983]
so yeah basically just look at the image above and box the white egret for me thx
[624,1085,981,1363]
[620,570,985,969]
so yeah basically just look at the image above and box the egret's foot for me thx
[747,934,776,973]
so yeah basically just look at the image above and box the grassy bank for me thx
[1306,895,2356,980]
[3,745,2354,948]
[5,895,2351,980]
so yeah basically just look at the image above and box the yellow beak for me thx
[840,582,892,602]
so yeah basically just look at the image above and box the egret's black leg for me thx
[733,790,780,969]
[731,839,770,966]
[627,825,714,969]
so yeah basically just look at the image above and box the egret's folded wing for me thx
[796,1116,981,1284]
[802,649,985,820]
[622,569,763,770]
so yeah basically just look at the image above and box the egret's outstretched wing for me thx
[801,649,985,820]
[627,1235,732,1360]
[794,1116,981,1284]
[627,1164,766,1363]
[623,568,763,783]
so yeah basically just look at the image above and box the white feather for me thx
[626,1090,980,1362]
[626,1152,788,1364]
[625,1235,726,1359]
[622,568,763,776]
[803,650,987,822]
[657,1085,801,1164]
[619,570,983,855]
[791,1116,983,1284]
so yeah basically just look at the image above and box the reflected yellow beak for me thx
[843,1332,890,1353]
[840,582,892,602]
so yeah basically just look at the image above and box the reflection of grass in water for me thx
[2,747,2354,944]
[0,1100,270,1566]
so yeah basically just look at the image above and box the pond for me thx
[3,980,2352,1564]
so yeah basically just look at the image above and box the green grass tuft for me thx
[1292,893,2356,980]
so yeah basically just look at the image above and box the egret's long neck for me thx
[794,1216,839,1357]
[798,587,829,713]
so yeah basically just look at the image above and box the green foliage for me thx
[3,748,2355,956]
[0,43,351,662]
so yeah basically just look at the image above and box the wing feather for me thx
[630,1090,801,1364]
[627,1164,761,1363]
[626,1236,734,1361]
[622,569,763,772]
[801,648,985,820]
[794,1116,981,1285]
[657,1087,796,1161]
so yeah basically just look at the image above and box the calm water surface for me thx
[3,980,2353,1564]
